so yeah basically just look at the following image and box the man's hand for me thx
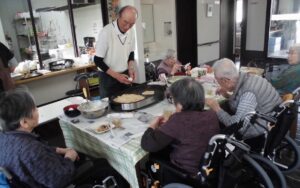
[205,98,221,112]
[107,69,132,84]
[128,60,136,81]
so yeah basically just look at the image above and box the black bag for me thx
[145,62,158,81]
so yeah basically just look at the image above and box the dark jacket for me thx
[141,110,219,175]
[0,131,75,188]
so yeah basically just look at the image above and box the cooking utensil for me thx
[78,100,109,119]
[63,104,81,117]
[82,87,90,102]
[110,84,165,111]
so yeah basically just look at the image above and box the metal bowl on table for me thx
[78,100,109,119]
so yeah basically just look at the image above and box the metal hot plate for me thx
[110,83,166,111]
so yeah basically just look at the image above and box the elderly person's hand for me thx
[56,147,79,162]
[149,116,164,130]
[128,60,136,81]
[171,64,182,75]
[216,87,231,98]
[205,98,221,112]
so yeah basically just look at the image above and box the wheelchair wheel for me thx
[250,154,286,188]
[233,154,274,188]
[269,136,300,174]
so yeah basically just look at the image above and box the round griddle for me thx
[110,83,166,111]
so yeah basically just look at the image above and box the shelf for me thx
[17,34,34,37]
[35,3,97,12]
[14,12,40,20]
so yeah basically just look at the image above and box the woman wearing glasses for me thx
[271,44,300,95]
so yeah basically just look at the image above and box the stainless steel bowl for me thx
[78,100,109,119]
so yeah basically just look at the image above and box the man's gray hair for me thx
[118,5,138,18]
[213,58,239,80]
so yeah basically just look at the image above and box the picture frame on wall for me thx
[107,0,121,23]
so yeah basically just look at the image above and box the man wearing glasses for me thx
[94,5,138,98]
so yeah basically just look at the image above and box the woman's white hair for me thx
[165,49,176,60]
[213,58,239,80]
[289,44,300,64]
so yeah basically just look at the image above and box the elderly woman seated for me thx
[0,90,128,188]
[157,49,191,80]
[271,44,300,95]
[141,77,219,175]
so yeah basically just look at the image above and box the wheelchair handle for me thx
[242,111,277,124]
[254,113,277,124]
[208,134,226,145]
[292,87,300,95]
[92,176,117,188]
[279,100,295,108]
[226,137,251,152]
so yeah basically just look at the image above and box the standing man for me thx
[0,42,18,92]
[94,5,138,98]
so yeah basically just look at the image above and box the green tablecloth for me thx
[59,119,148,188]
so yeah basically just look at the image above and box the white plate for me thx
[167,76,187,84]
[87,122,115,134]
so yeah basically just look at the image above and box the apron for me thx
[0,58,14,92]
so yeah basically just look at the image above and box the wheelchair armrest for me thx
[150,155,189,179]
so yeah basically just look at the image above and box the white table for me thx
[38,96,84,125]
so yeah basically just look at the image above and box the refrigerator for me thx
[197,0,220,65]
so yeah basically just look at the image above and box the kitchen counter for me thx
[15,64,96,85]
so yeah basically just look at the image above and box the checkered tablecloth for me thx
[59,118,148,188]
[59,100,174,188]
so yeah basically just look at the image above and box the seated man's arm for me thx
[141,128,174,152]
[217,92,257,126]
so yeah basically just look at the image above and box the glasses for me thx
[120,18,135,28]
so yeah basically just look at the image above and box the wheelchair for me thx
[142,134,283,188]
[237,87,300,174]
[0,162,118,188]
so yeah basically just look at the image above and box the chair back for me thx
[0,167,10,188]
[0,167,28,188]
[263,101,297,156]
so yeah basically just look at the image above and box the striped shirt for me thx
[217,92,265,138]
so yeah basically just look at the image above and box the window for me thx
[267,0,300,59]
[0,0,32,61]
[31,0,75,64]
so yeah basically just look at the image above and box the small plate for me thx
[87,122,115,134]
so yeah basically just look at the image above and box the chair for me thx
[66,71,99,99]
[145,60,161,82]
[236,87,300,174]
[0,161,118,188]
[142,134,282,188]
